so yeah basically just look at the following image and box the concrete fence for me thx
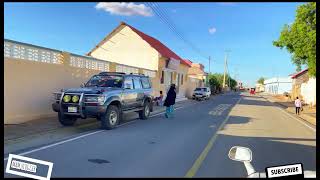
[4,39,157,124]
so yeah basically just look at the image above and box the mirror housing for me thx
[80,83,85,88]
[228,146,252,162]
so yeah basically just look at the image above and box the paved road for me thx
[4,92,316,177]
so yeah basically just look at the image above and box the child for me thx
[295,97,302,115]
[155,91,163,106]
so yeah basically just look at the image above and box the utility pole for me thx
[223,55,227,88]
[223,50,231,88]
[208,56,211,75]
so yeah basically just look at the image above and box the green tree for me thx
[208,73,237,91]
[229,78,237,89]
[273,2,316,77]
[257,77,265,84]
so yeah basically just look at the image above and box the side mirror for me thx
[228,146,252,162]
[80,83,85,88]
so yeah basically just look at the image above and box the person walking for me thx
[163,84,176,118]
[295,97,302,115]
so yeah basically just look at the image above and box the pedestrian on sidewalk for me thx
[295,97,302,115]
[164,84,176,118]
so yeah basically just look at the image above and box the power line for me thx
[153,2,207,58]
[146,2,208,60]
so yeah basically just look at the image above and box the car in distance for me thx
[52,72,153,130]
[192,87,211,100]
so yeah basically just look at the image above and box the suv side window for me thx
[133,77,142,89]
[141,77,151,89]
[124,77,134,89]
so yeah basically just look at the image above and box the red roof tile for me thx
[182,59,193,66]
[291,68,308,79]
[123,22,191,67]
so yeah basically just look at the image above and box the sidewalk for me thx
[258,93,316,126]
[4,99,189,143]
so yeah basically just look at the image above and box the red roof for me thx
[123,22,191,67]
[291,68,308,79]
[182,59,193,66]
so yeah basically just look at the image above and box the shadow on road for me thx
[202,113,316,177]
[238,96,276,107]
[212,134,317,174]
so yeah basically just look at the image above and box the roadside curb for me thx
[4,99,191,145]
[259,95,316,126]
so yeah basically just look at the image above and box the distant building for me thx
[264,77,292,95]
[290,68,309,99]
[185,60,207,97]
[255,83,265,92]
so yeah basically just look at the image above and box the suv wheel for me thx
[101,105,119,130]
[58,112,77,126]
[139,101,150,120]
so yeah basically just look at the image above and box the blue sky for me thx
[4,2,304,87]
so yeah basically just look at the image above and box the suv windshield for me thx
[85,75,123,88]
[195,88,206,91]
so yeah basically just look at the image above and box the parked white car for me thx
[192,87,211,100]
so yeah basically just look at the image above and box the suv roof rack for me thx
[129,73,147,76]
[99,72,126,75]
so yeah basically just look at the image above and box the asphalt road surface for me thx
[4,92,316,178]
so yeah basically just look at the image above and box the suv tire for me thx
[58,112,77,126]
[101,105,119,130]
[139,101,150,120]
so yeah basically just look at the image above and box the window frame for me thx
[140,77,151,89]
[133,77,142,89]
[124,77,134,90]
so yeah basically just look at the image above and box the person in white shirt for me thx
[294,97,302,115]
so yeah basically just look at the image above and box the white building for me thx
[264,77,292,95]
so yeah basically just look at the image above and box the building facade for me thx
[290,69,309,100]
[185,60,207,97]
[87,22,199,98]
[255,83,265,92]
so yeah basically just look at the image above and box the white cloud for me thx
[95,2,153,17]
[209,27,217,34]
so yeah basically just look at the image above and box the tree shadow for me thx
[238,96,277,107]
[197,115,316,177]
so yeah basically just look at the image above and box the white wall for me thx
[301,77,316,106]
[264,77,292,95]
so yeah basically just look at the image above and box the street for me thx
[4,92,316,177]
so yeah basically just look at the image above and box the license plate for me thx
[68,106,77,113]
[196,95,203,97]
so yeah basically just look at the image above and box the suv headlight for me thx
[97,96,106,105]
[86,96,106,105]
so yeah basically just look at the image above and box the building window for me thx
[160,70,164,84]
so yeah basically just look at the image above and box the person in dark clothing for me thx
[163,84,176,118]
